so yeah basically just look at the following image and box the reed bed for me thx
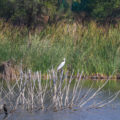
[0,20,120,74]
[0,68,119,114]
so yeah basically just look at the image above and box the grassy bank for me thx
[0,20,120,75]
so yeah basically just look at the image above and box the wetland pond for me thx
[0,78,120,120]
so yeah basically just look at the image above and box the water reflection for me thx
[0,90,120,120]
[7,103,120,120]
[0,79,120,120]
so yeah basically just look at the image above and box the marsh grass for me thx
[0,20,120,75]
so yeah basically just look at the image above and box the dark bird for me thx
[3,104,8,117]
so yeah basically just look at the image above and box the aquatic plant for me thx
[0,68,119,116]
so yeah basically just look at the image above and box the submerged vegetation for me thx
[0,20,120,75]
[0,69,119,114]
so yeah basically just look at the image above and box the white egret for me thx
[57,58,66,71]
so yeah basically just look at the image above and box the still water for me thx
[3,102,120,120]
[0,80,120,120]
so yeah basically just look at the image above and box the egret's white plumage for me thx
[57,58,66,71]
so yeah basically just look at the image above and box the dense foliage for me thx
[0,0,120,25]
[0,0,58,26]
[72,0,120,21]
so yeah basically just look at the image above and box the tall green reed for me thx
[0,20,120,74]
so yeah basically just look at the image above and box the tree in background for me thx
[1,0,120,25]
[72,0,120,22]
[0,0,58,26]
[0,0,14,20]
[71,0,80,12]
[58,0,69,12]
[11,0,42,27]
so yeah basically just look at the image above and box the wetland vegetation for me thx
[0,20,120,76]
[0,0,120,76]
[0,0,120,120]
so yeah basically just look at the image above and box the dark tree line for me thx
[72,0,120,23]
[0,0,58,27]
[0,0,120,26]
